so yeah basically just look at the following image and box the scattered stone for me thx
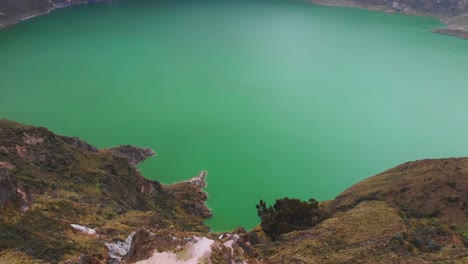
[0,161,15,170]
[21,132,44,145]
[71,224,97,236]
[15,144,28,158]
[135,236,214,264]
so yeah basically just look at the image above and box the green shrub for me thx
[256,198,325,240]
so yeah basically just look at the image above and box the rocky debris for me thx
[105,145,156,166]
[105,232,136,263]
[124,228,255,264]
[134,235,215,264]
[70,224,97,236]
[21,132,44,145]
[188,170,208,188]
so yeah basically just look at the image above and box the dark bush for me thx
[256,197,325,240]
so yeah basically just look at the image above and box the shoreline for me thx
[307,0,468,40]
[0,0,111,30]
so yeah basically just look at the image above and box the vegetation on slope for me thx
[247,159,468,263]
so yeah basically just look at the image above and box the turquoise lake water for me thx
[1,0,468,230]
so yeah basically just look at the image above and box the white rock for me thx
[71,224,96,235]
[135,236,214,264]
[105,232,136,262]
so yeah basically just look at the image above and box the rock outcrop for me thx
[105,232,136,262]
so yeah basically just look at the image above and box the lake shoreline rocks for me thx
[308,0,468,39]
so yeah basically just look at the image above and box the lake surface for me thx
[1,0,468,231]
